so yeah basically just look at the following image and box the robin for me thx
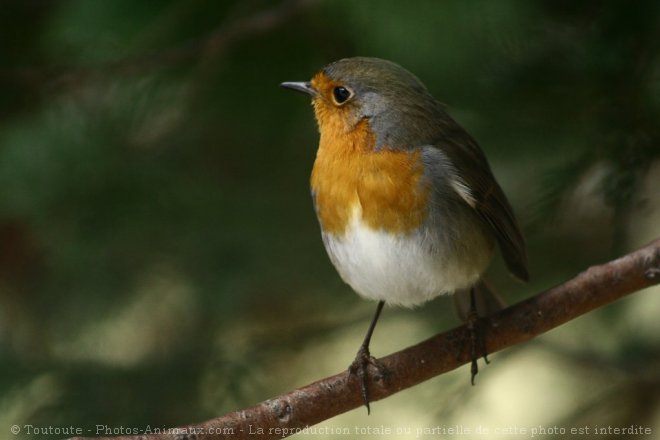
[281,57,528,412]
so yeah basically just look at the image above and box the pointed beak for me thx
[280,81,317,97]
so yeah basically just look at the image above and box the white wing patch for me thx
[450,176,477,209]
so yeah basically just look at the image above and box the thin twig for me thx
[0,0,317,89]
[69,238,660,440]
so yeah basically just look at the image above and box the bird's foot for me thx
[348,344,387,414]
[466,308,490,385]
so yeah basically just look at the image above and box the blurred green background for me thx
[1,0,659,439]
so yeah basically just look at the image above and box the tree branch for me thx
[71,238,659,440]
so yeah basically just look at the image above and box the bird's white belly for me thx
[322,213,484,308]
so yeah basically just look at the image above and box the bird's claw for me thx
[348,345,386,414]
[466,309,489,385]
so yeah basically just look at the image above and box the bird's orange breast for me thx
[310,118,430,236]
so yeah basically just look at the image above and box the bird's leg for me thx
[466,288,489,385]
[349,300,386,414]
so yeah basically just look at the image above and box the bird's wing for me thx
[429,118,529,282]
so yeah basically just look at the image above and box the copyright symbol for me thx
[10,425,20,435]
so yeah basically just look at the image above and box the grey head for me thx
[281,57,448,150]
[319,57,447,150]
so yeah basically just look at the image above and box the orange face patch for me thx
[310,115,430,236]
[309,72,359,135]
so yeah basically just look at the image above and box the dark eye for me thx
[332,86,352,104]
